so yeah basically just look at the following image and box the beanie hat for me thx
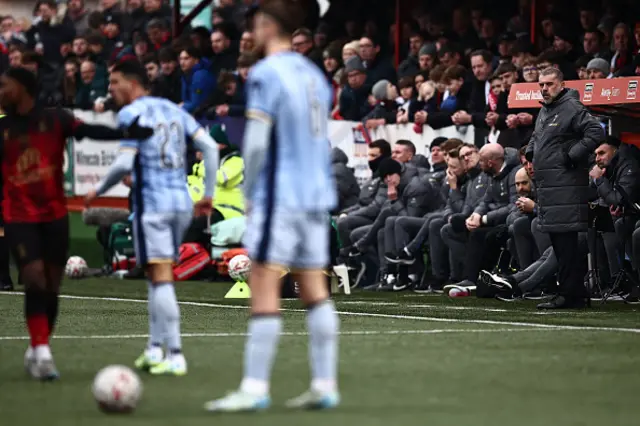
[378,158,402,178]
[587,58,610,76]
[418,43,437,57]
[209,124,229,145]
[344,55,365,73]
[372,79,390,101]
[4,67,38,97]
[430,137,448,149]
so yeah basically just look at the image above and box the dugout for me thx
[508,76,640,146]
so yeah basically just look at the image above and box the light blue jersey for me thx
[244,52,337,212]
[119,96,201,214]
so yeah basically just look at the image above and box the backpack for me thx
[105,221,136,272]
[174,243,212,281]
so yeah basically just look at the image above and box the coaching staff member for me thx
[525,67,604,309]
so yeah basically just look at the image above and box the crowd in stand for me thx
[2,0,640,307]
[0,0,638,132]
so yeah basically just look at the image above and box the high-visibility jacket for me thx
[188,151,245,220]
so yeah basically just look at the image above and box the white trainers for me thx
[24,346,37,377]
[134,347,164,371]
[204,390,271,413]
[285,389,340,410]
[149,354,187,376]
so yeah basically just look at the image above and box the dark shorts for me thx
[5,216,69,268]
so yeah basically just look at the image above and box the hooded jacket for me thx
[331,147,360,213]
[474,150,521,227]
[525,88,605,232]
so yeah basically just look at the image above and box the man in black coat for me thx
[331,147,360,214]
[525,68,605,309]
[590,137,640,271]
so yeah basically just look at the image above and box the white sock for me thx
[307,301,339,394]
[153,283,182,353]
[240,316,282,396]
[34,344,52,361]
[147,282,162,349]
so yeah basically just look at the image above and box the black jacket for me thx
[474,152,521,227]
[595,145,640,215]
[348,163,418,220]
[331,148,360,213]
[389,173,444,217]
[364,54,397,86]
[525,89,605,232]
[341,172,383,215]
[494,88,539,149]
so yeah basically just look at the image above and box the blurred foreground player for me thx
[204,0,340,413]
[0,67,153,380]
[86,61,219,376]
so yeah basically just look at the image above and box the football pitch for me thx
[1,279,639,426]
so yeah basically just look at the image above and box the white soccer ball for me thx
[65,256,88,278]
[228,254,251,282]
[92,365,143,413]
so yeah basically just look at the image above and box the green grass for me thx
[1,279,639,426]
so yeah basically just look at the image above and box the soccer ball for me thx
[92,365,143,413]
[65,256,88,278]
[228,254,251,282]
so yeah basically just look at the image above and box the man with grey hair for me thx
[525,67,605,309]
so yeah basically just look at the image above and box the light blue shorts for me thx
[132,211,193,265]
[243,209,330,270]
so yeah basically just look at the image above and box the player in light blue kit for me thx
[85,61,219,376]
[204,0,340,413]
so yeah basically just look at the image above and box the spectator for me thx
[239,30,254,54]
[189,26,213,58]
[61,57,78,107]
[86,31,108,62]
[341,40,360,64]
[364,79,399,128]
[575,55,593,80]
[292,27,323,69]
[75,58,107,110]
[27,0,76,66]
[437,44,462,68]
[583,28,610,59]
[103,14,125,60]
[126,0,147,40]
[23,50,64,107]
[141,0,172,35]
[518,58,537,84]
[587,57,610,79]
[209,24,238,78]
[179,47,215,115]
[338,55,371,121]
[510,40,535,70]
[141,53,163,96]
[157,46,182,103]
[66,0,92,35]
[360,35,397,86]
[610,23,633,75]
[441,64,470,113]
[8,47,24,68]
[398,31,425,77]
[146,18,171,52]
[450,49,494,145]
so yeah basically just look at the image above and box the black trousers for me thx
[550,231,587,300]
[464,225,509,283]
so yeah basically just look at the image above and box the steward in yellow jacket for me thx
[185,125,244,244]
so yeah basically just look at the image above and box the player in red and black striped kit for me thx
[0,67,153,380]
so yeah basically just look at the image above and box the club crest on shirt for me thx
[39,120,48,133]
[3,129,8,140]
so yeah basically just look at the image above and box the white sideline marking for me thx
[0,328,549,341]
[1,292,640,334]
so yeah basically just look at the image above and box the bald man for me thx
[443,145,522,296]
[508,167,540,270]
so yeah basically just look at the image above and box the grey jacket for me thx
[389,173,445,217]
[331,147,360,213]
[447,165,491,219]
[474,154,521,227]
[349,163,419,220]
[525,88,605,232]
